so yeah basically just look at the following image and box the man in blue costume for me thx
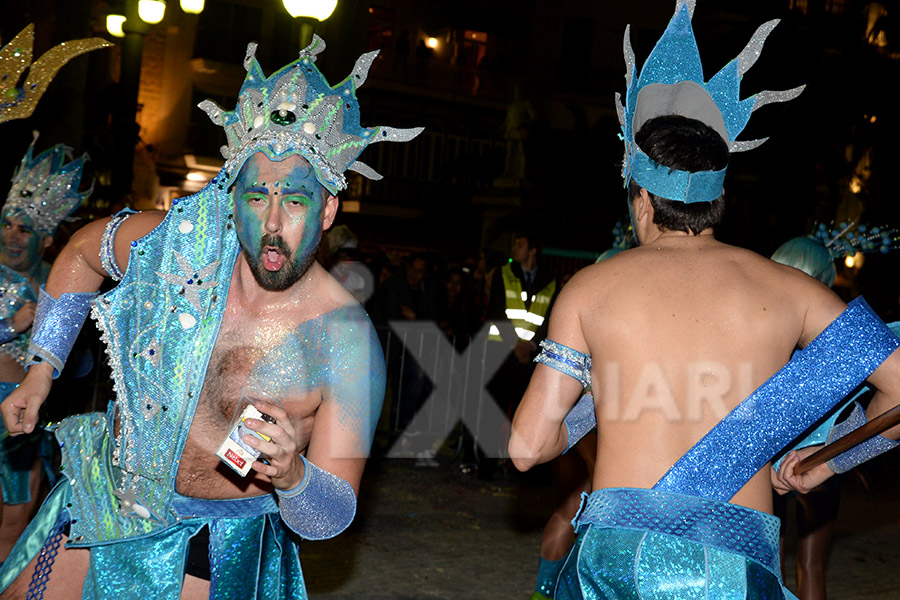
[0,140,90,563]
[509,2,900,598]
[0,36,421,599]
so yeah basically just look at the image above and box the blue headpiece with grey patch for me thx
[199,35,423,195]
[617,0,804,203]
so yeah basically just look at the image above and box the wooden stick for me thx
[796,404,900,474]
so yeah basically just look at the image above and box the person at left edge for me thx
[0,140,90,564]
[0,36,422,600]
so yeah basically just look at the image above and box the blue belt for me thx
[575,487,781,577]
[172,492,278,519]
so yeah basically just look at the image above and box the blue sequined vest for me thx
[61,181,241,545]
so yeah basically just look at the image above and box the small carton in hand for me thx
[216,389,278,476]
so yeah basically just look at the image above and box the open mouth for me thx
[2,246,24,258]
[262,246,285,271]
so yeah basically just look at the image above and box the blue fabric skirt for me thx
[555,488,796,600]
[0,481,307,600]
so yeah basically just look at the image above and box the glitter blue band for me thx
[276,454,357,540]
[655,297,899,501]
[0,318,17,345]
[825,403,900,474]
[99,208,138,282]
[171,491,278,518]
[575,488,782,580]
[535,339,592,388]
[564,392,596,453]
[630,149,726,204]
[26,286,97,378]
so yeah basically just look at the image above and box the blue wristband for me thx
[276,455,357,540]
[26,286,98,378]
[0,318,18,345]
[826,403,900,473]
[564,392,596,452]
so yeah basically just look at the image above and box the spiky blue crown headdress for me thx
[617,1,805,203]
[3,135,90,235]
[199,35,423,195]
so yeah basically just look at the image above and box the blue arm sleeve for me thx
[276,455,357,540]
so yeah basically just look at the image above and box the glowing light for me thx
[180,0,204,14]
[427,37,438,49]
[845,255,855,268]
[106,15,126,38]
[282,0,338,20]
[186,171,207,182]
[870,115,877,123]
[850,176,863,194]
[138,0,167,24]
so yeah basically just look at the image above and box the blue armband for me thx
[535,339,591,387]
[826,403,900,474]
[564,392,596,452]
[0,318,17,345]
[99,208,138,281]
[276,455,357,540]
[26,286,98,378]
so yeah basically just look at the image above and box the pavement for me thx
[299,448,900,600]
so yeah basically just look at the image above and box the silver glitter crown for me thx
[4,134,91,235]
[199,35,423,194]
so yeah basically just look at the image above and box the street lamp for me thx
[106,14,127,38]
[282,0,337,20]
[180,0,204,14]
[138,0,166,25]
[283,0,338,48]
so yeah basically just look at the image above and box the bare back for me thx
[555,235,845,512]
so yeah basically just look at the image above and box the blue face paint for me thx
[233,153,329,291]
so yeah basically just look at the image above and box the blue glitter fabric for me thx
[99,208,138,282]
[27,287,97,378]
[655,297,898,502]
[618,3,804,204]
[0,480,307,599]
[826,403,899,473]
[535,339,592,388]
[5,166,384,596]
[277,454,356,540]
[535,556,566,598]
[0,264,37,365]
[564,393,595,453]
[0,267,55,506]
[556,488,796,600]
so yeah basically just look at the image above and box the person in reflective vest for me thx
[481,231,558,480]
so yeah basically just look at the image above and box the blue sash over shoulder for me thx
[655,297,899,501]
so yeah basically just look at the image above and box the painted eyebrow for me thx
[280,188,313,197]
[242,186,269,195]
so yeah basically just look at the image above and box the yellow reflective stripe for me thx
[489,324,501,336]
[523,312,545,326]
[505,308,529,320]
[515,327,535,341]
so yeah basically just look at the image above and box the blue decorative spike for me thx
[620,3,804,203]
[199,35,423,194]
[3,134,90,235]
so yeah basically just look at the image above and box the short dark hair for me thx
[514,230,543,255]
[629,115,729,235]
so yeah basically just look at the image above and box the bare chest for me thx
[176,308,328,496]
